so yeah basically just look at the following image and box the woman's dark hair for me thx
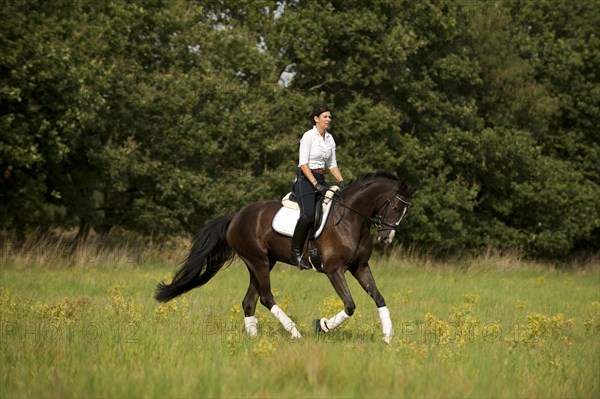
[308,106,331,125]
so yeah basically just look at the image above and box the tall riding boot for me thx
[290,216,313,270]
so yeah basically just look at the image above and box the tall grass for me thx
[1,231,599,398]
[2,229,598,271]
[0,229,190,269]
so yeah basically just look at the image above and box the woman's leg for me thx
[291,173,316,269]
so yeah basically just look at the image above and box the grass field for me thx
[1,253,599,398]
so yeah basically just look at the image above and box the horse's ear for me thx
[397,182,417,197]
[407,184,418,197]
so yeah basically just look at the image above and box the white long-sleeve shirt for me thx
[298,126,338,169]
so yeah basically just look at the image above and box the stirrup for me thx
[291,254,312,270]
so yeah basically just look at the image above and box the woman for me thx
[290,106,346,270]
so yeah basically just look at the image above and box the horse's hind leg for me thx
[351,262,393,344]
[242,258,302,339]
[242,273,260,337]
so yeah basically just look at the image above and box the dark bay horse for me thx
[155,172,415,343]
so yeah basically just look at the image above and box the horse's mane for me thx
[350,171,401,185]
[344,171,409,193]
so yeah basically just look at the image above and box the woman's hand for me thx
[314,183,329,195]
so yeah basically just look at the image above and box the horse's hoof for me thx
[290,327,302,339]
[314,318,330,333]
[314,319,325,333]
[382,335,393,345]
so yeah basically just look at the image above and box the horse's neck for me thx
[343,183,389,216]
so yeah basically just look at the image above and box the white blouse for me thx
[298,126,338,169]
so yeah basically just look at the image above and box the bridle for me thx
[332,189,411,232]
[372,192,411,232]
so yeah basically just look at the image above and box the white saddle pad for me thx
[272,187,338,238]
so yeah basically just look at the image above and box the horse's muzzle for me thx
[377,230,396,244]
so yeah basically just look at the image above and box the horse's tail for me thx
[154,215,235,303]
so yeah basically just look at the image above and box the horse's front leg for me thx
[351,263,393,344]
[316,269,355,334]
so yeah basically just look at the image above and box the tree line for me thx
[1,0,598,258]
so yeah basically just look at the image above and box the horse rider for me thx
[290,106,346,270]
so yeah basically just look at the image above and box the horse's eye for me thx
[393,207,398,211]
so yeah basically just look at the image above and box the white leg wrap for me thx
[320,310,351,332]
[244,316,258,338]
[271,305,302,339]
[378,306,394,344]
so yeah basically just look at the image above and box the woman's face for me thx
[314,111,331,132]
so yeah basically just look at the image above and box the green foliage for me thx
[1,0,598,257]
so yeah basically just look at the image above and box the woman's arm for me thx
[300,164,319,186]
[329,166,344,183]
[298,131,319,186]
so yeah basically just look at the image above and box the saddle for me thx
[272,187,339,271]
[272,186,338,238]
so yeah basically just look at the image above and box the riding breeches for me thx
[292,170,328,222]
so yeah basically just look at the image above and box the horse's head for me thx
[339,172,416,245]
[373,181,416,245]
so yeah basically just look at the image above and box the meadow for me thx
[0,242,599,398]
